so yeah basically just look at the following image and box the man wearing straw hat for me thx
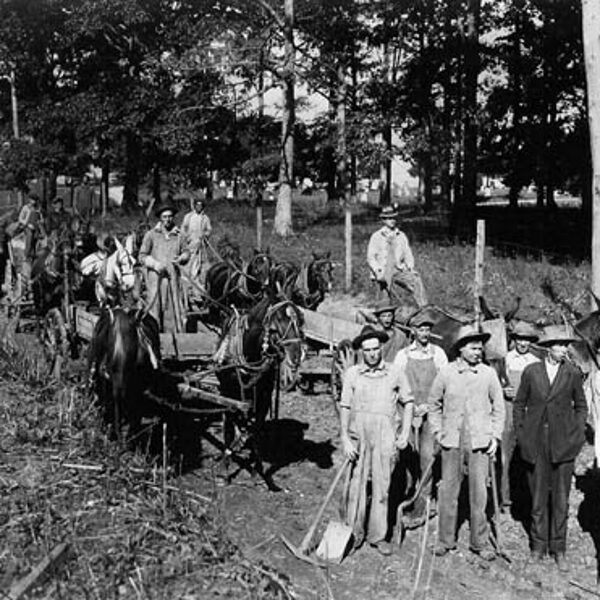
[428,323,505,561]
[514,324,587,571]
[394,313,448,527]
[501,321,541,509]
[367,205,428,307]
[371,300,408,362]
[340,325,414,556]
[139,200,190,333]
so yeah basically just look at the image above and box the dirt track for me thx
[188,385,600,600]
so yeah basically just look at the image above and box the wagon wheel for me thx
[41,307,69,380]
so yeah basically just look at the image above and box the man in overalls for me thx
[340,325,414,555]
[181,196,212,294]
[372,300,408,362]
[502,321,540,509]
[139,201,190,333]
[394,314,447,527]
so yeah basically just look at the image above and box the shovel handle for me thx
[299,458,351,554]
[489,453,503,549]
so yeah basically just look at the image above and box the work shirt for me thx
[341,361,413,420]
[428,358,505,450]
[181,211,212,250]
[381,327,408,362]
[367,226,414,281]
[505,348,539,395]
[545,359,559,386]
[139,223,188,269]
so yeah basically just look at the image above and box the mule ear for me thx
[504,296,521,322]
[125,233,135,254]
[114,236,124,254]
[254,248,259,255]
[266,245,270,255]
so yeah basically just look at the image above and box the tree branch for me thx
[250,0,285,29]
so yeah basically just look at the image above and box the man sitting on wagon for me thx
[46,196,71,240]
[139,200,190,333]
[79,232,117,305]
[367,205,428,308]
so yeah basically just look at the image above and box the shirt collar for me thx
[358,360,389,375]
[455,357,480,373]
[154,223,180,236]
[409,341,432,355]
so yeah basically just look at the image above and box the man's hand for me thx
[395,432,409,451]
[414,404,428,418]
[486,437,498,456]
[341,435,358,461]
[504,385,515,399]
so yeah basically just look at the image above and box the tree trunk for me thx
[462,0,480,209]
[582,0,600,293]
[153,163,161,202]
[509,0,524,208]
[123,132,140,212]
[274,0,295,237]
[335,62,347,201]
[450,17,465,235]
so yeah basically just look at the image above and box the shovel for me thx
[489,453,511,563]
[281,458,352,567]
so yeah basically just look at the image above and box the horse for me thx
[205,246,274,321]
[214,290,304,483]
[271,252,335,311]
[89,305,160,441]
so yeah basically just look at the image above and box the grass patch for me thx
[0,338,292,599]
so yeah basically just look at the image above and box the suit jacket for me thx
[514,360,587,464]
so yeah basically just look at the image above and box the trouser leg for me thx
[419,418,435,500]
[528,427,551,554]
[343,443,370,546]
[468,449,490,552]
[501,400,515,506]
[549,459,574,556]
[438,447,462,549]
[367,429,394,543]
[392,270,428,307]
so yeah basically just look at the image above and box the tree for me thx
[582,0,600,295]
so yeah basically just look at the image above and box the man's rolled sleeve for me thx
[339,367,356,410]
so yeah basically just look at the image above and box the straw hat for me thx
[537,324,578,347]
[452,323,491,352]
[509,321,539,342]
[409,313,436,328]
[352,325,389,350]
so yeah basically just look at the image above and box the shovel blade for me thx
[315,520,353,564]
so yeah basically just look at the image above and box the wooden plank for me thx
[300,308,362,346]
[70,306,218,360]
[177,383,250,414]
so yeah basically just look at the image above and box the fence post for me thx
[345,199,352,292]
[474,219,485,323]
[256,202,263,250]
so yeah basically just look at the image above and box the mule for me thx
[214,290,304,483]
[89,306,160,441]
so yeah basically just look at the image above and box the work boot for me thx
[470,547,496,561]
[553,553,569,573]
[530,549,545,565]
[370,541,393,556]
[433,544,455,557]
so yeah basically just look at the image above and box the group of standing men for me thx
[340,204,588,569]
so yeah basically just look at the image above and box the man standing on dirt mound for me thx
[394,313,448,528]
[428,323,504,561]
[340,325,414,556]
[367,205,428,308]
[501,322,540,510]
[139,201,190,333]
[514,325,586,572]
[372,300,408,362]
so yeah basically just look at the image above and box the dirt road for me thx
[191,387,600,600]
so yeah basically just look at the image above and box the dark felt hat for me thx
[154,201,177,217]
[352,325,389,350]
[379,205,398,219]
[372,300,397,316]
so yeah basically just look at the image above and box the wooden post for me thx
[474,219,485,322]
[345,201,352,292]
[256,203,263,250]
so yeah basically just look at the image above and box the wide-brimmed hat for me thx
[409,313,436,328]
[379,206,398,220]
[154,201,177,217]
[537,324,578,347]
[510,321,539,342]
[371,300,397,316]
[352,325,389,350]
[452,323,491,352]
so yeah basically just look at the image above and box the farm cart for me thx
[69,304,258,471]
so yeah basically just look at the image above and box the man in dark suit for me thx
[514,325,587,572]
